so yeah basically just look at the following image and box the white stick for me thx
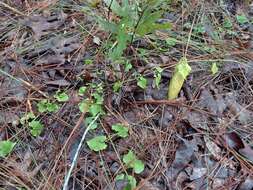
[62,114,100,190]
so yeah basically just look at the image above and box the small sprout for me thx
[85,117,98,130]
[115,174,137,190]
[54,91,69,102]
[112,123,129,138]
[89,104,103,116]
[20,112,35,125]
[46,102,59,112]
[78,99,90,113]
[137,76,147,89]
[92,92,103,104]
[168,57,191,100]
[29,120,44,137]
[165,37,177,47]
[87,135,107,151]
[193,24,205,34]
[124,61,132,72]
[37,100,48,113]
[211,62,219,75]
[0,140,16,157]
[223,18,233,29]
[236,14,248,24]
[37,100,59,113]
[153,67,163,89]
[78,86,87,96]
[123,150,145,174]
[113,81,123,92]
[84,59,93,65]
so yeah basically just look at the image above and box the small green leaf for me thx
[89,104,103,116]
[137,76,147,89]
[37,100,48,113]
[20,112,35,125]
[92,93,103,104]
[113,81,123,92]
[154,67,163,89]
[84,59,93,65]
[123,150,145,174]
[112,123,129,138]
[54,91,69,102]
[78,99,90,113]
[124,61,132,72]
[28,120,44,137]
[168,57,191,99]
[78,86,87,96]
[223,18,233,29]
[211,62,219,75]
[193,24,205,34]
[87,135,107,151]
[85,117,98,130]
[236,14,248,24]
[46,102,59,112]
[115,174,137,190]
[0,140,16,157]
[165,37,177,47]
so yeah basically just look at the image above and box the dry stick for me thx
[43,112,85,190]
[0,1,25,16]
[0,69,49,98]
[62,114,100,190]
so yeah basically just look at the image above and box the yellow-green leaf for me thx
[211,62,218,75]
[168,57,191,100]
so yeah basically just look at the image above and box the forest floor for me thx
[0,0,253,190]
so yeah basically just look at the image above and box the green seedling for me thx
[123,150,145,174]
[112,123,129,138]
[223,18,233,29]
[54,91,69,102]
[165,37,177,47]
[87,135,107,151]
[78,86,87,96]
[236,14,248,24]
[0,140,16,157]
[113,81,123,93]
[79,99,91,113]
[153,67,163,89]
[137,75,147,89]
[115,174,137,190]
[29,120,44,137]
[211,62,219,75]
[37,99,59,113]
[85,117,98,130]
[20,112,35,125]
[168,57,191,99]
[84,59,93,65]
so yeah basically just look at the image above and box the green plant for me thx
[236,14,248,24]
[223,18,233,29]
[20,112,35,125]
[112,123,129,138]
[29,120,44,137]
[137,75,147,89]
[211,62,218,75]
[115,174,137,190]
[85,117,98,130]
[79,99,91,113]
[0,140,16,157]
[84,59,93,65]
[113,81,123,92]
[165,37,177,47]
[87,135,107,151]
[98,0,171,61]
[54,91,69,102]
[78,86,87,96]
[123,150,144,174]
[37,99,59,113]
[168,57,191,99]
[153,67,163,89]
[193,24,205,34]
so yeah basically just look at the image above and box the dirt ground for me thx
[1,0,253,190]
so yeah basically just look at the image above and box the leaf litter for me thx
[1,0,253,189]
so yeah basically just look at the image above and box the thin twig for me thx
[0,1,26,16]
